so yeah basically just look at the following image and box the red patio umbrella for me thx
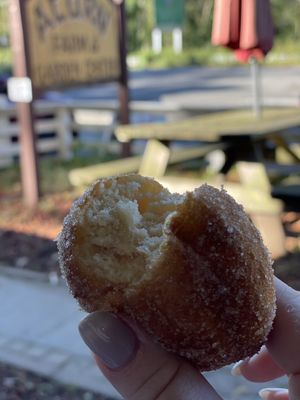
[212,0,274,117]
[211,0,241,50]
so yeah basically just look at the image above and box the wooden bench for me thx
[276,143,300,164]
[69,140,225,187]
[236,162,286,258]
[115,108,300,172]
[115,107,300,143]
[69,155,142,187]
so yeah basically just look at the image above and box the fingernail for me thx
[231,357,250,376]
[231,360,243,376]
[79,312,138,370]
[259,388,288,400]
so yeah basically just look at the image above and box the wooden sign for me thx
[24,0,121,90]
[9,0,128,207]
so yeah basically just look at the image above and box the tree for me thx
[183,0,213,47]
[271,0,300,39]
[126,0,154,52]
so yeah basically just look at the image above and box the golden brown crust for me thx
[57,174,276,371]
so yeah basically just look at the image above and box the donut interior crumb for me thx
[76,177,182,284]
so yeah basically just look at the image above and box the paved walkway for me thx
[64,66,300,110]
[1,273,288,399]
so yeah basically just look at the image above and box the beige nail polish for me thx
[79,312,138,370]
[231,357,250,376]
[259,388,288,400]
[231,360,243,376]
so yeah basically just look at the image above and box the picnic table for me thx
[116,107,300,173]
[71,107,300,256]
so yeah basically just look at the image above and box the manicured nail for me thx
[259,388,288,400]
[231,360,243,376]
[79,312,138,370]
[231,357,250,376]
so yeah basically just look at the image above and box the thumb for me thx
[233,279,300,400]
[267,278,300,375]
[266,279,300,400]
[79,312,222,400]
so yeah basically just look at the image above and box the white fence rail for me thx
[0,99,181,167]
[0,103,73,167]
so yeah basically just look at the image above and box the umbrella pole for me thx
[250,57,262,119]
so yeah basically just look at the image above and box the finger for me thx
[289,373,300,400]
[258,388,289,400]
[232,346,285,382]
[267,278,300,375]
[79,312,222,400]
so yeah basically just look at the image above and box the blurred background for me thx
[0,0,300,399]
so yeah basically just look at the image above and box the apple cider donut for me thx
[57,174,276,371]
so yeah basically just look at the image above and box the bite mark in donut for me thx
[57,174,276,371]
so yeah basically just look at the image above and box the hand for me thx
[232,278,300,400]
[79,312,222,399]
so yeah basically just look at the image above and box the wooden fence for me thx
[0,102,73,167]
[0,99,181,167]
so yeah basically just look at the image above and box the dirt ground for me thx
[0,192,72,273]
[0,362,110,400]
[0,191,299,288]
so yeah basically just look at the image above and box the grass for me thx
[128,45,236,69]
[2,39,300,74]
[128,39,300,70]
[266,39,300,65]
[0,143,118,195]
[0,47,11,73]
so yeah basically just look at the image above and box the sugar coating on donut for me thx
[57,174,276,371]
[146,184,276,369]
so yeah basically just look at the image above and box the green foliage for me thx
[0,0,8,40]
[129,38,300,69]
[183,0,213,47]
[0,0,10,71]
[125,0,300,52]
[271,0,300,39]
[129,45,235,69]
[1,0,300,69]
[0,47,11,71]
[126,0,154,52]
[266,38,300,65]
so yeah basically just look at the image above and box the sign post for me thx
[9,0,40,208]
[118,1,130,156]
[153,0,185,53]
[8,0,129,206]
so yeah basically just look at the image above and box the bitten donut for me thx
[57,174,276,371]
